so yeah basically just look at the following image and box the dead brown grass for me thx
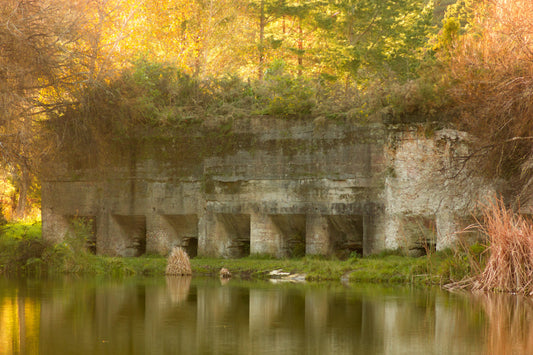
[165,247,192,276]
[470,198,533,294]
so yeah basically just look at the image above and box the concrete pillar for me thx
[362,215,373,256]
[197,212,208,256]
[250,213,282,257]
[368,211,387,254]
[146,213,169,255]
[41,208,69,244]
[107,215,147,257]
[106,214,128,256]
[147,214,199,256]
[200,209,224,257]
[96,211,108,255]
[384,215,401,250]
[436,210,458,251]
[306,214,331,256]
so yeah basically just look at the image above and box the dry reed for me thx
[165,247,192,276]
[470,198,533,294]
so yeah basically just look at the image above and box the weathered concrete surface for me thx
[41,119,491,257]
[383,128,491,253]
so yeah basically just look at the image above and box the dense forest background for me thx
[1,0,532,220]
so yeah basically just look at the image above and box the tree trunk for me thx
[258,0,265,80]
[298,17,303,77]
[14,168,30,220]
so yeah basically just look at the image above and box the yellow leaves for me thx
[71,0,256,78]
[0,178,15,205]
[453,0,533,71]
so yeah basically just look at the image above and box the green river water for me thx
[0,276,530,354]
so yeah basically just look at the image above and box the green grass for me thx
[191,255,355,281]
[348,255,433,283]
[190,252,467,285]
[0,221,473,285]
[0,221,167,277]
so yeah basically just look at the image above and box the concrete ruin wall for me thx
[41,119,491,258]
[383,128,492,255]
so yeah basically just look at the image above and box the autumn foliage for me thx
[0,0,437,222]
[5,0,533,220]
[443,0,533,200]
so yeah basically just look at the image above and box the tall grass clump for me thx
[165,247,192,276]
[469,198,533,294]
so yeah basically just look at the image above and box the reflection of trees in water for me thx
[0,294,40,355]
[476,293,533,355]
[165,276,191,304]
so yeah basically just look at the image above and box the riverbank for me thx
[190,252,468,285]
[0,221,476,285]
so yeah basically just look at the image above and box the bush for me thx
[0,222,50,274]
[455,198,533,294]
[165,247,192,276]
[258,76,315,118]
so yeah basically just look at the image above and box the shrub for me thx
[0,222,49,274]
[469,198,533,294]
[165,247,192,276]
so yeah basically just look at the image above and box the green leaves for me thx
[314,0,436,81]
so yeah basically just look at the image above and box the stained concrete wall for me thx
[41,119,490,257]
[383,128,492,253]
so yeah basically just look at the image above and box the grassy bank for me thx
[191,252,470,285]
[0,221,166,276]
[0,221,477,285]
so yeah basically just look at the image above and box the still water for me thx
[0,276,532,355]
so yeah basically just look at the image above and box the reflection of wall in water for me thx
[196,283,250,354]
[39,280,148,354]
[145,277,195,354]
[249,288,306,353]
[36,280,490,354]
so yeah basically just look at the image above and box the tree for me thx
[440,0,533,205]
[313,0,435,83]
[245,0,286,79]
[0,0,85,218]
